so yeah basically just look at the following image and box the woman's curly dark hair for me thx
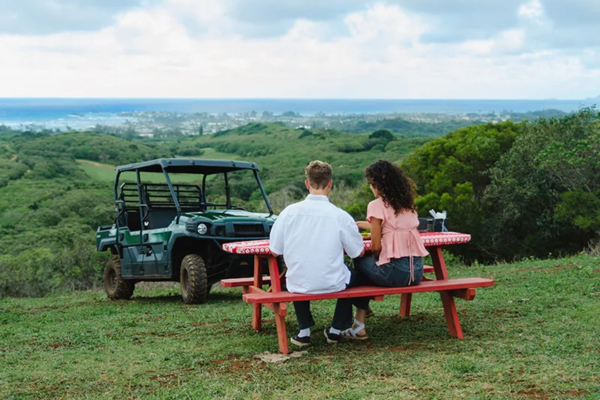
[365,160,417,214]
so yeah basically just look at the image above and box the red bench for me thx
[243,278,493,304]
[221,233,494,354]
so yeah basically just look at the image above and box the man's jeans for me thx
[293,265,369,330]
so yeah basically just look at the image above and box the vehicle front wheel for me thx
[104,256,135,300]
[180,254,208,304]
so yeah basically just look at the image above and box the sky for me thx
[0,0,599,99]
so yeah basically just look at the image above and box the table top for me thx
[222,232,471,255]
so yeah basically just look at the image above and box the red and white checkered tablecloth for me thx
[222,232,471,255]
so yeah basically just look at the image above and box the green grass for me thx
[76,160,116,181]
[1,255,598,399]
[76,160,202,184]
[199,148,240,160]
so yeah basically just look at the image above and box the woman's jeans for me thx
[354,256,424,288]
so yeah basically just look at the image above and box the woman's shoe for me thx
[341,320,369,340]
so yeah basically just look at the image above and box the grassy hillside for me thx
[0,125,431,297]
[76,160,202,184]
[186,123,427,191]
[74,123,428,212]
[0,132,175,298]
[1,254,598,399]
[73,123,425,192]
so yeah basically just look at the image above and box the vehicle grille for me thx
[233,224,264,234]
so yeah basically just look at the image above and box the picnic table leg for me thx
[272,302,289,354]
[430,246,464,338]
[440,291,464,339]
[399,293,412,317]
[267,256,282,292]
[430,247,449,280]
[252,255,263,331]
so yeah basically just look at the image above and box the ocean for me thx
[0,98,595,130]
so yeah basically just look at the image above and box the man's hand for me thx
[271,252,279,258]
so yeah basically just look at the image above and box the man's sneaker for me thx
[291,334,310,347]
[324,328,340,344]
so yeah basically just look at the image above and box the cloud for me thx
[0,0,158,35]
[519,0,544,19]
[0,0,599,99]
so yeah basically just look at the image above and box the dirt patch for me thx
[517,389,589,399]
[149,374,181,388]
[517,390,550,399]
[565,390,589,396]
[77,159,113,168]
[27,305,71,313]
[254,350,307,363]
[206,354,266,381]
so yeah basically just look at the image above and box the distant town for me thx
[107,108,568,137]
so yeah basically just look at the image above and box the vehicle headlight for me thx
[197,223,208,235]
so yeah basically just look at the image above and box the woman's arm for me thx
[369,218,382,259]
[355,221,371,230]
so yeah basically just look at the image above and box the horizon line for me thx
[0,97,597,101]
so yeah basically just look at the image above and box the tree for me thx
[484,107,600,260]
[402,121,522,262]
[369,129,395,142]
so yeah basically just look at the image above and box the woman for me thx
[343,160,429,339]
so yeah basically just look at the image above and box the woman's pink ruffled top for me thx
[367,198,429,279]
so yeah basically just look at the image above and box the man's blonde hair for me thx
[305,160,332,189]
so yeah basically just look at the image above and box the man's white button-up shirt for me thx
[269,194,364,294]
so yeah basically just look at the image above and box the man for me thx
[269,160,365,347]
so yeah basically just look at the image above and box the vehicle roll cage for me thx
[113,159,273,229]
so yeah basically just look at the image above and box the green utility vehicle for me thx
[96,158,276,304]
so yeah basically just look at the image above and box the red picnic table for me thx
[222,232,494,353]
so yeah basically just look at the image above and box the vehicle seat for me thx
[125,210,141,231]
[146,209,178,229]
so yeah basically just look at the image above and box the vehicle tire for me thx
[104,256,135,300]
[180,254,208,304]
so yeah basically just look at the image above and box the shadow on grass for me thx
[207,292,243,303]
[130,295,183,303]
[130,291,241,304]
